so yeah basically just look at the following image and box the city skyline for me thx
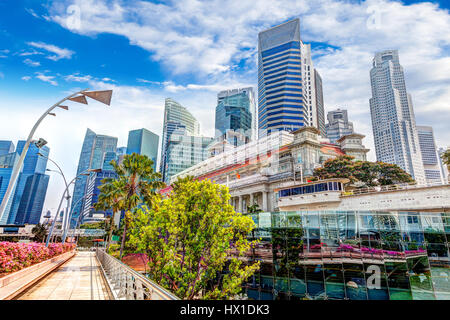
[0,0,449,216]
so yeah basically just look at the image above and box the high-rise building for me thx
[160,98,200,182]
[8,141,49,224]
[14,173,49,225]
[0,152,20,224]
[164,134,213,183]
[215,88,254,148]
[314,70,326,136]
[126,128,159,171]
[0,141,50,225]
[325,109,354,144]
[0,141,15,156]
[257,18,323,137]
[417,126,444,184]
[71,129,118,226]
[369,50,426,184]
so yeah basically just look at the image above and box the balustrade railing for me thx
[95,248,179,300]
[342,181,448,197]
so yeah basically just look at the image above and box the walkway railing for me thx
[95,248,179,300]
[341,181,448,197]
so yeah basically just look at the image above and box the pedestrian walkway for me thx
[18,251,111,300]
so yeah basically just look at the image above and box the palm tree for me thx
[95,153,165,258]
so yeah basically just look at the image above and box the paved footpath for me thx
[18,251,111,300]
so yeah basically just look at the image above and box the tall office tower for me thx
[8,141,49,224]
[165,135,213,183]
[116,146,127,165]
[0,152,20,224]
[215,88,254,145]
[314,70,326,136]
[438,147,449,183]
[126,128,159,171]
[71,128,118,226]
[417,126,444,184]
[0,141,15,156]
[325,109,354,144]
[14,173,49,225]
[369,50,426,183]
[160,98,200,182]
[258,18,322,138]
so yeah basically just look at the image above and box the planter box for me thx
[0,250,75,300]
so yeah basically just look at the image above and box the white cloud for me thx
[21,76,32,81]
[35,72,58,86]
[23,58,41,67]
[64,73,92,82]
[27,41,75,61]
[5,0,448,213]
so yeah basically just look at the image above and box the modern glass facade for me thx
[0,152,20,224]
[127,128,159,171]
[0,141,15,156]
[82,170,118,221]
[417,126,444,184]
[258,19,306,137]
[14,173,50,225]
[325,109,354,144]
[71,128,117,227]
[369,50,426,184]
[215,88,254,143]
[165,134,213,183]
[240,210,450,300]
[8,142,49,224]
[160,98,201,183]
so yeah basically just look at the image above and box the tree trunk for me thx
[106,217,113,253]
[119,221,127,260]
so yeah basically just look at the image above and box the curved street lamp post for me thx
[0,89,112,223]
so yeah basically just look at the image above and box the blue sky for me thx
[0,0,449,215]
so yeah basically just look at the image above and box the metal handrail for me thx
[342,181,449,197]
[95,248,179,300]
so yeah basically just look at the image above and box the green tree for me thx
[31,223,47,242]
[95,153,165,259]
[127,177,260,300]
[441,148,450,167]
[247,203,262,214]
[313,155,414,187]
[313,155,358,184]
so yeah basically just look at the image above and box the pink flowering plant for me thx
[0,242,75,276]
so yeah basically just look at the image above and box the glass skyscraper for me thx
[0,141,50,225]
[417,126,444,184]
[325,109,354,144]
[126,128,159,171]
[215,88,254,145]
[369,50,426,184]
[258,18,324,138]
[0,152,20,224]
[160,98,200,183]
[165,134,213,184]
[14,173,49,225]
[0,141,15,156]
[71,128,117,226]
[7,141,49,224]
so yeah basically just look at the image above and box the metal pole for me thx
[45,169,92,246]
[0,89,89,222]
[62,192,93,243]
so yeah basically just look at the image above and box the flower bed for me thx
[0,242,75,276]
